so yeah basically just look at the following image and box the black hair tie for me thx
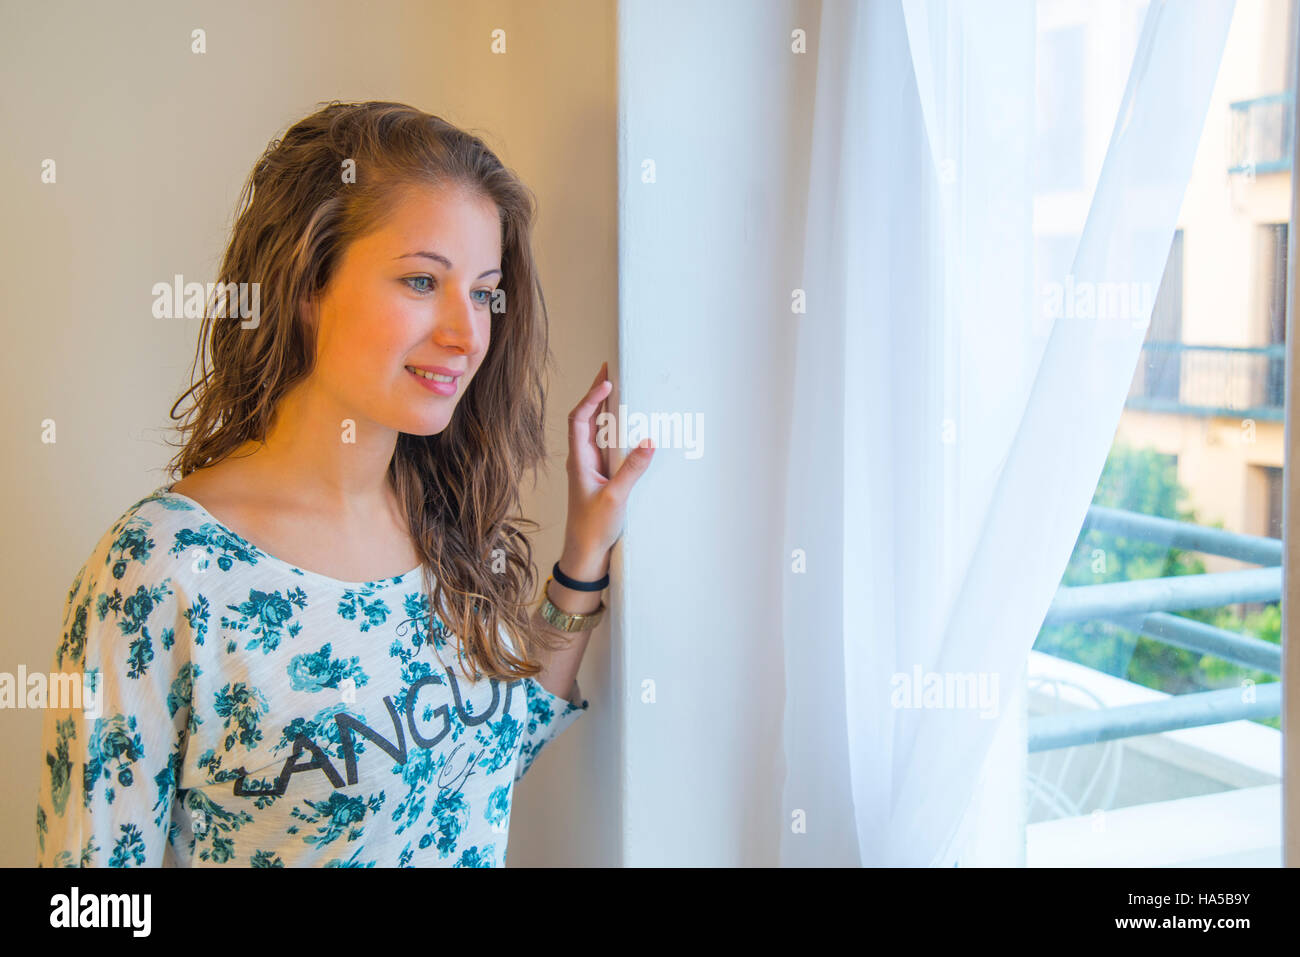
[553,560,609,591]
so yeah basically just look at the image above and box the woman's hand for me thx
[559,361,655,581]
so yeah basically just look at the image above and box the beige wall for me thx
[1115,413,1284,574]
[0,0,617,866]
[1115,0,1292,575]
[1178,0,1293,350]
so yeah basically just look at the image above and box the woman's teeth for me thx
[406,367,454,382]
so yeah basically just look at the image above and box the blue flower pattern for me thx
[34,487,588,867]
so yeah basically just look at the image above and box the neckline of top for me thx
[152,485,426,591]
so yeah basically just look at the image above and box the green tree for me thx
[1034,442,1280,729]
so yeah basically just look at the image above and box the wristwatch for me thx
[538,577,606,632]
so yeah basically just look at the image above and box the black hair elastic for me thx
[553,560,609,591]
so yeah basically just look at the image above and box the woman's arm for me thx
[37,540,194,867]
[529,547,609,705]
[531,361,655,704]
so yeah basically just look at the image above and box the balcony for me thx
[1229,92,1295,176]
[1125,341,1286,421]
[1026,505,1282,866]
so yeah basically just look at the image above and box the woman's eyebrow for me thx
[396,251,501,279]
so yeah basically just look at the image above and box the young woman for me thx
[34,101,653,867]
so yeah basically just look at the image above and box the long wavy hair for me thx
[166,100,561,683]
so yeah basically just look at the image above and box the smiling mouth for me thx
[405,365,461,396]
[404,366,457,383]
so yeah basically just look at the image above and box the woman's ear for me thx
[299,293,319,332]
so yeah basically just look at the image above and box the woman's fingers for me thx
[569,363,613,477]
[596,362,610,478]
[605,437,654,503]
[568,380,611,446]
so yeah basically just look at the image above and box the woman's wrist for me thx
[545,546,610,617]
[557,544,610,583]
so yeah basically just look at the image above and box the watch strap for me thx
[539,578,606,632]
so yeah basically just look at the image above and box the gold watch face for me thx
[542,598,602,632]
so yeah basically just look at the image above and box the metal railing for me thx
[1028,504,1282,753]
[1126,342,1286,421]
[1229,92,1294,175]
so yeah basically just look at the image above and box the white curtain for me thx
[782,0,1236,866]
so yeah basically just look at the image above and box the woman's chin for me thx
[396,414,453,437]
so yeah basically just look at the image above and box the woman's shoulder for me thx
[67,484,259,606]
[55,487,213,669]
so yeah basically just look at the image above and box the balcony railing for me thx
[1028,504,1282,753]
[1125,341,1286,421]
[1229,92,1294,176]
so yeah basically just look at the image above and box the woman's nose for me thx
[433,290,482,352]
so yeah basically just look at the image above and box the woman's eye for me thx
[404,277,495,305]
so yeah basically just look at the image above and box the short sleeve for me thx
[35,540,195,867]
[514,675,589,782]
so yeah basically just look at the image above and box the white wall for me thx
[616,0,815,864]
[0,0,616,867]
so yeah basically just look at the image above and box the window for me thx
[1139,229,1184,402]
[1027,0,1287,866]
[1035,26,1086,191]
[1259,223,1288,408]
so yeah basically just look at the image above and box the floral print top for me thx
[35,486,588,867]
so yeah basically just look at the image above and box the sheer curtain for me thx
[781,0,1235,866]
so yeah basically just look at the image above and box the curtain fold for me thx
[782,0,1236,867]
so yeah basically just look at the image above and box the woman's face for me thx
[308,182,502,437]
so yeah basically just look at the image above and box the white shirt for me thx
[34,486,588,867]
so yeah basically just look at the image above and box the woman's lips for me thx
[405,365,459,396]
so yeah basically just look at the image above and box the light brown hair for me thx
[167,100,561,682]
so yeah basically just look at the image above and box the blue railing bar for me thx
[1229,92,1295,109]
[1105,612,1282,676]
[1081,504,1283,565]
[1028,681,1281,752]
[1138,341,1286,355]
[1043,567,1281,625]
[1228,160,1293,175]
[1124,398,1285,421]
